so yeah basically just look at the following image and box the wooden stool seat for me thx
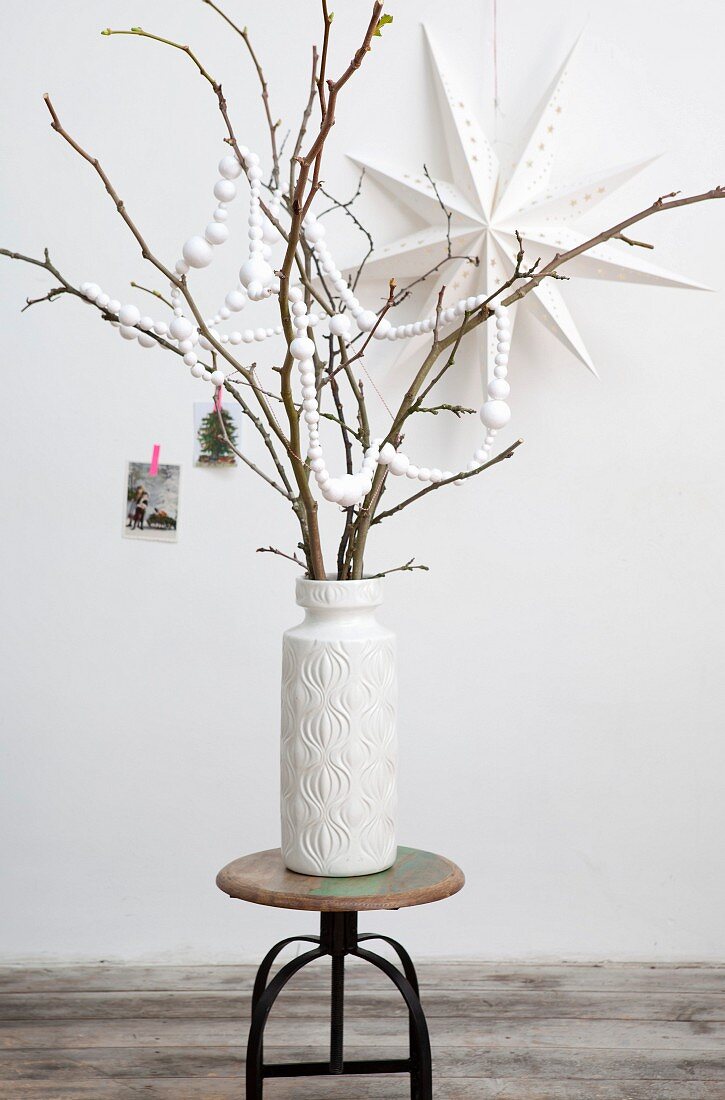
[216,844,465,912]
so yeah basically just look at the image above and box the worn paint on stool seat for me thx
[216,845,465,912]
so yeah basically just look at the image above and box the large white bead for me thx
[262,218,280,245]
[118,304,140,327]
[218,154,242,180]
[488,378,510,400]
[328,314,351,337]
[356,310,377,332]
[290,336,315,360]
[213,179,236,202]
[322,478,344,503]
[137,332,156,348]
[169,316,194,342]
[339,474,363,507]
[210,369,226,386]
[378,442,396,465]
[119,325,137,341]
[190,362,205,378]
[205,222,229,246]
[239,256,273,289]
[183,236,213,269]
[480,400,511,429]
[388,452,410,476]
[373,318,391,340]
[304,222,326,244]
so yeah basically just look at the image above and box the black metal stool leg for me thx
[357,933,423,1098]
[250,935,321,1011]
[246,945,325,1099]
[354,944,433,1100]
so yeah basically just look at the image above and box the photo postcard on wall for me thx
[123,461,180,542]
[193,401,242,467]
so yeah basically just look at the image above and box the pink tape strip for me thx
[149,444,160,477]
[214,386,223,412]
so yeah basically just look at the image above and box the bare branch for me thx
[256,545,305,568]
[371,557,429,578]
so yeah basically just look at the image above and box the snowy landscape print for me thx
[123,462,180,543]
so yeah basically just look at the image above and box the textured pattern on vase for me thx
[295,577,383,609]
[281,635,397,876]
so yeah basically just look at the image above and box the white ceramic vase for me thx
[280,577,397,877]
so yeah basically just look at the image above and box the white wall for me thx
[1,0,724,964]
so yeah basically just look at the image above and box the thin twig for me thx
[130,281,174,309]
[371,440,524,526]
[256,545,305,568]
[371,557,429,578]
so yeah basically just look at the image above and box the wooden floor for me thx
[0,961,723,1099]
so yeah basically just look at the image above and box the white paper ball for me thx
[406,465,419,479]
[488,378,511,400]
[213,179,236,203]
[137,332,156,348]
[210,369,226,387]
[83,283,101,301]
[218,154,242,180]
[356,310,377,332]
[338,474,363,507]
[388,452,410,476]
[290,336,315,360]
[118,304,140,327]
[175,259,190,276]
[153,320,168,336]
[480,400,511,430]
[225,290,246,312]
[205,222,229,246]
[202,370,212,381]
[418,468,431,482]
[373,318,391,340]
[183,236,213,269]
[169,316,194,342]
[95,293,109,309]
[106,299,121,316]
[328,314,351,337]
[119,325,137,341]
[304,222,326,244]
[190,362,205,378]
[430,469,443,483]
[322,478,343,503]
[138,315,153,331]
[239,256,274,289]
[378,442,396,465]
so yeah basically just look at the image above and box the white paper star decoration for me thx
[348,28,707,385]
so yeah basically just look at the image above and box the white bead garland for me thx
[80,140,514,494]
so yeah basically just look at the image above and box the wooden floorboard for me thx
[0,964,722,1098]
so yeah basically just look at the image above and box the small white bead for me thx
[119,325,137,341]
[308,445,323,459]
[417,468,431,482]
[84,283,101,301]
[175,259,190,276]
[225,290,246,312]
[242,330,254,343]
[210,369,225,387]
[406,465,419,479]
[183,236,213,269]
[378,442,396,465]
[316,468,330,485]
[310,457,325,473]
[199,335,213,350]
[494,365,508,379]
[183,352,198,366]
[190,362,205,378]
[218,154,242,180]
[137,332,156,348]
[229,331,242,344]
[213,179,236,202]
[474,449,487,463]
[302,385,316,399]
[304,410,319,425]
[466,296,478,311]
[429,468,443,483]
[96,293,110,309]
[304,222,326,244]
[496,341,510,354]
[248,165,263,181]
[322,478,343,503]
[288,285,303,303]
[218,307,230,321]
[495,353,508,367]
[202,370,212,381]
[138,315,153,331]
[153,320,168,336]
[213,207,229,223]
[373,318,391,340]
[106,299,121,315]
[494,305,507,318]
[178,339,194,354]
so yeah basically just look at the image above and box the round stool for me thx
[216,844,464,1099]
